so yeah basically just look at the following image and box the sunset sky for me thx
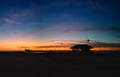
[0,0,119,51]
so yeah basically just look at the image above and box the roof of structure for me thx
[71,44,93,49]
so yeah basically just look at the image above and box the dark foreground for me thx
[0,52,120,77]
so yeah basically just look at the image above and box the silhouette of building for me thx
[71,44,93,52]
[25,49,31,53]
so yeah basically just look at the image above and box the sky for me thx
[0,0,120,51]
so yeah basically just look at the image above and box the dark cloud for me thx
[90,41,120,47]
[57,27,120,34]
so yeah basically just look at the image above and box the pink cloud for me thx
[55,29,94,34]
[18,21,120,39]
[18,21,98,38]
[55,27,120,35]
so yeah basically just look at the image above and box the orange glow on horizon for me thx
[0,46,120,52]
[91,47,120,51]
[1,36,119,51]
[0,39,120,52]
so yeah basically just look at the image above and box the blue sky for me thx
[0,0,120,47]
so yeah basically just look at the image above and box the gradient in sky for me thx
[0,0,120,50]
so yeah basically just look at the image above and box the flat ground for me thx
[0,52,120,77]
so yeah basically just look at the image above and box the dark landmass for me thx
[0,51,120,77]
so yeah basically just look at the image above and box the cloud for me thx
[56,29,87,34]
[0,18,16,30]
[3,18,15,24]
[0,17,23,25]
[56,27,120,34]
[0,6,34,24]
[53,25,120,39]
[89,0,104,10]
[19,22,77,38]
[0,17,21,25]
[0,17,13,23]
[20,24,61,38]
[0,7,37,30]
[90,41,120,47]
[19,40,120,48]
[10,8,33,20]
[18,21,120,39]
